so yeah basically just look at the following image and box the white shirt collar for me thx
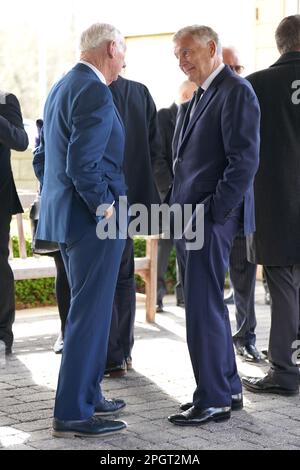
[79,60,107,85]
[201,63,225,91]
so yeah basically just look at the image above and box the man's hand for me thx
[104,201,115,219]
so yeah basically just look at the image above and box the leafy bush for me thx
[15,278,57,309]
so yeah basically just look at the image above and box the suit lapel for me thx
[178,66,231,153]
[179,98,195,143]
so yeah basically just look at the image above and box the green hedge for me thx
[13,236,177,309]
[12,236,57,309]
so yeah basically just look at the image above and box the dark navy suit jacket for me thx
[34,64,127,243]
[171,65,260,235]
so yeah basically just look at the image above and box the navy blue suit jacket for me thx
[34,64,127,243]
[171,65,260,235]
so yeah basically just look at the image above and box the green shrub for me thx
[15,278,57,309]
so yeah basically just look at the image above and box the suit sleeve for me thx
[0,94,29,151]
[153,109,173,197]
[211,83,260,224]
[66,82,115,215]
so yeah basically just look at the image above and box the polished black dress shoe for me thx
[104,360,127,377]
[235,344,261,362]
[168,406,231,426]
[52,416,127,438]
[242,375,299,396]
[95,398,126,416]
[180,393,243,412]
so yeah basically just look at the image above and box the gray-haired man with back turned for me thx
[34,23,128,438]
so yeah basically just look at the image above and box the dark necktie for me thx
[189,86,204,120]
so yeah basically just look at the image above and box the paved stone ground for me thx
[0,282,299,450]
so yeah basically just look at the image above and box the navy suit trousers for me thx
[54,219,125,421]
[184,206,243,408]
[107,237,136,364]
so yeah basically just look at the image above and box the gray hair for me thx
[275,15,300,54]
[173,25,222,55]
[80,23,125,52]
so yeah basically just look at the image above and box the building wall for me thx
[13,0,300,191]
[255,0,300,70]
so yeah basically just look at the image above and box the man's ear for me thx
[208,40,217,57]
[107,40,117,58]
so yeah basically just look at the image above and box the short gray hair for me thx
[275,15,300,54]
[173,25,222,55]
[80,23,125,52]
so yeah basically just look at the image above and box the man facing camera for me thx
[34,23,128,438]
[168,25,260,426]
[0,91,28,355]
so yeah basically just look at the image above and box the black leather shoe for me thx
[156,302,164,313]
[235,344,261,362]
[95,398,126,416]
[180,393,243,412]
[52,416,127,438]
[242,375,299,396]
[168,406,231,426]
[104,360,127,378]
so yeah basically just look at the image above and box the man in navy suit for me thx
[168,25,260,426]
[0,92,28,355]
[34,23,128,438]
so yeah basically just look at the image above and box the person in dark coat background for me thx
[106,75,161,376]
[243,15,300,396]
[222,46,261,363]
[0,91,28,355]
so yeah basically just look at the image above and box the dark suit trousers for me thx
[107,237,136,364]
[264,265,300,389]
[175,238,187,298]
[229,233,257,347]
[54,222,125,421]
[184,206,243,408]
[0,212,15,350]
[53,250,70,336]
[157,238,173,304]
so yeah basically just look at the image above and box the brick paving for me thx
[0,282,299,450]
